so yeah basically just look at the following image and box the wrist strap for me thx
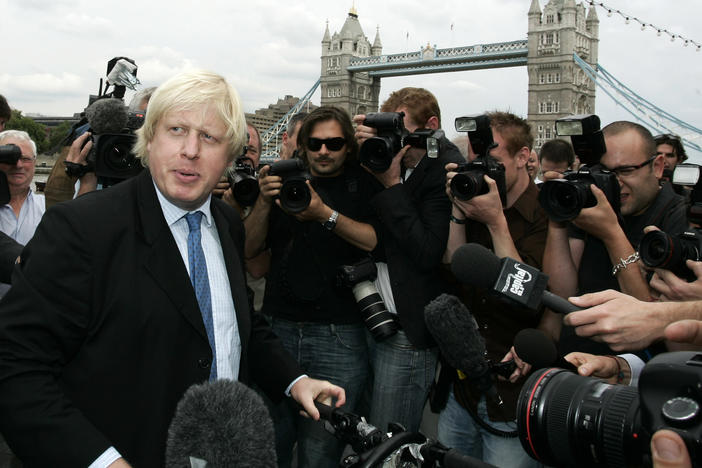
[450,214,467,225]
[611,251,640,276]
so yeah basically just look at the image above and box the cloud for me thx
[55,13,115,35]
[0,72,85,96]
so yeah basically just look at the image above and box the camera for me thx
[268,159,311,214]
[0,144,21,205]
[517,351,702,467]
[337,257,398,342]
[359,112,443,173]
[538,165,621,222]
[451,114,507,205]
[555,114,607,166]
[226,157,260,207]
[639,229,702,281]
[671,163,702,227]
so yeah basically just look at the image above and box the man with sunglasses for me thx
[539,121,687,358]
[245,106,378,468]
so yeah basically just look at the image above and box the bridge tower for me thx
[320,6,382,117]
[527,0,599,150]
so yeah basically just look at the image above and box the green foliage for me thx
[47,121,74,154]
[5,110,50,154]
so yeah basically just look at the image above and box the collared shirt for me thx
[154,183,241,381]
[0,189,45,245]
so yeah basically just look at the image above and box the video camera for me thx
[359,112,443,173]
[0,144,22,205]
[268,159,311,213]
[450,114,507,206]
[639,229,702,281]
[538,114,620,221]
[517,351,702,467]
[337,257,398,342]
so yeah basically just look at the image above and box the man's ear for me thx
[652,153,665,179]
[515,146,530,168]
[425,116,440,131]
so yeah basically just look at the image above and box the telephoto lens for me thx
[639,230,702,281]
[226,164,260,207]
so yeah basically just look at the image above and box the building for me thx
[245,95,317,135]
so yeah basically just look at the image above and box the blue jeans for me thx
[437,389,541,468]
[365,330,438,433]
[268,318,369,468]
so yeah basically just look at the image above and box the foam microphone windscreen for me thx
[513,328,557,369]
[450,243,502,289]
[85,98,128,134]
[165,379,276,468]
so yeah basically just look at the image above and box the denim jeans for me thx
[437,389,541,468]
[365,329,438,433]
[268,318,369,468]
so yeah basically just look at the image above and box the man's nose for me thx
[182,133,200,159]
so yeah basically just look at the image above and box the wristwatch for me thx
[323,210,339,231]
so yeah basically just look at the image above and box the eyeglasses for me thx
[602,155,656,178]
[307,137,346,152]
[19,157,35,164]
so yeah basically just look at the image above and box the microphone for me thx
[424,294,499,402]
[450,243,581,314]
[513,328,578,372]
[165,379,276,468]
[85,97,128,134]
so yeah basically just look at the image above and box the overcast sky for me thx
[2,0,701,159]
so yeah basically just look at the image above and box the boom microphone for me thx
[450,243,581,314]
[85,97,128,134]
[514,328,578,372]
[165,379,276,468]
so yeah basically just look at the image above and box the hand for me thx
[651,430,692,468]
[107,458,132,468]
[67,132,92,164]
[222,188,245,217]
[565,290,667,351]
[572,185,620,241]
[290,376,346,420]
[447,174,504,229]
[540,170,566,182]
[664,319,702,346]
[257,165,282,204]
[212,175,229,198]
[353,114,377,145]
[650,262,702,301]
[288,181,329,222]
[501,346,531,383]
[363,145,407,188]
[564,352,622,384]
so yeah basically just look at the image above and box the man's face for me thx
[306,119,347,177]
[147,105,232,211]
[601,129,662,217]
[656,143,679,170]
[526,150,540,180]
[0,137,36,192]
[396,105,433,167]
[245,125,261,168]
[489,129,525,192]
[281,121,302,160]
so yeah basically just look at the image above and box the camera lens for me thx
[518,368,642,467]
[231,177,260,207]
[279,178,311,214]
[351,282,398,341]
[538,179,593,222]
[450,171,486,201]
[96,134,142,179]
[639,230,702,280]
[360,137,393,173]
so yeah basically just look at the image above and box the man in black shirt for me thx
[244,106,378,468]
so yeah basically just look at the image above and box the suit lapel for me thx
[404,155,428,194]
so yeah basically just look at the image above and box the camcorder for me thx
[538,165,621,222]
[88,106,145,185]
[0,144,22,205]
[670,163,702,226]
[539,114,620,221]
[268,159,311,213]
[337,257,398,341]
[359,112,443,173]
[517,351,702,467]
[450,114,507,206]
[639,229,702,281]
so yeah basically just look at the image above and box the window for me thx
[555,73,561,83]
[545,128,552,139]
[547,74,553,83]
[545,34,553,45]
[546,14,554,24]
[546,102,553,113]
[539,102,545,113]
[539,74,545,84]
[538,125,544,132]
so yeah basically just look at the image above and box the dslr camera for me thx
[517,351,702,467]
[226,157,259,207]
[359,112,443,173]
[337,257,398,342]
[450,114,507,205]
[639,229,702,281]
[670,163,702,226]
[538,165,621,222]
[268,159,311,213]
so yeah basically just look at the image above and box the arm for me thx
[44,133,96,207]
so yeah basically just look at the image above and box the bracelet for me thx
[450,214,467,224]
[605,355,627,385]
[611,251,640,277]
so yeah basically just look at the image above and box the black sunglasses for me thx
[308,137,346,152]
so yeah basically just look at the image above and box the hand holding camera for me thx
[446,162,505,230]
[569,184,621,241]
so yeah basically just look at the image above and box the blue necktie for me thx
[185,212,217,380]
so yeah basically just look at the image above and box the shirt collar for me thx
[152,180,213,228]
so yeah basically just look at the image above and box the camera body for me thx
[91,132,142,183]
[360,112,442,172]
[639,229,702,281]
[226,157,259,207]
[268,159,311,213]
[517,351,702,467]
[337,257,398,341]
[0,145,21,205]
[538,164,621,222]
[450,159,507,206]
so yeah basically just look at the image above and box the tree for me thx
[5,110,49,154]
[47,121,74,155]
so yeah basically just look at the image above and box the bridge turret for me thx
[372,26,382,56]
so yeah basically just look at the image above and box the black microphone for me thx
[85,97,128,134]
[450,243,581,314]
[424,294,500,403]
[513,328,578,372]
[165,379,276,468]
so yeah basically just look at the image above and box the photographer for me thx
[352,87,464,435]
[540,121,688,357]
[244,106,378,468]
[279,112,307,160]
[0,95,9,131]
[438,111,547,467]
[538,138,575,182]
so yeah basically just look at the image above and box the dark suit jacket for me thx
[0,170,302,467]
[371,139,465,348]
